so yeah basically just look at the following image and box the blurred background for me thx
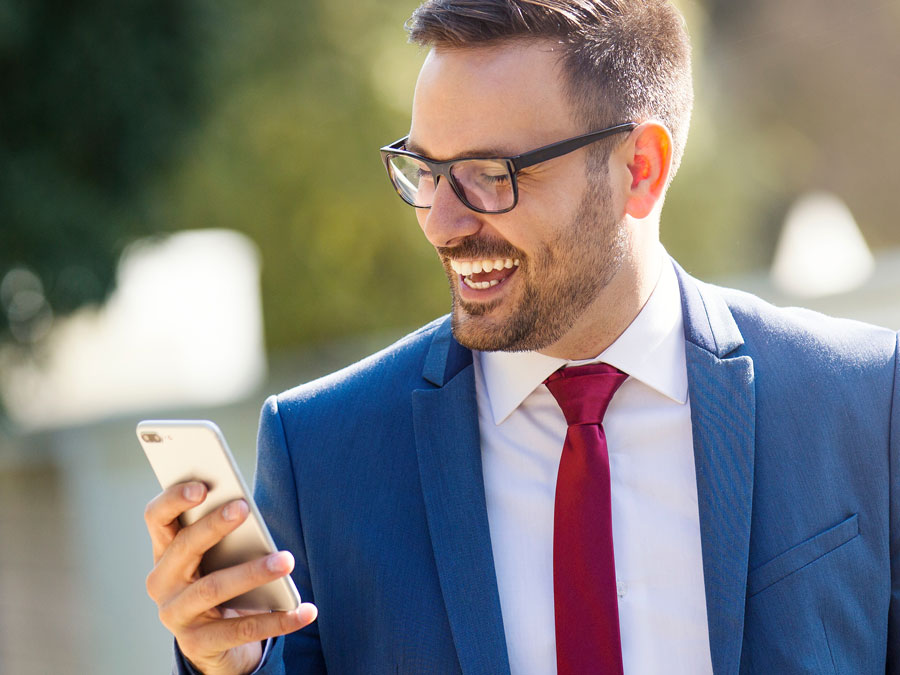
[1,0,899,672]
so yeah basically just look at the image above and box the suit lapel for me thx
[412,319,511,675]
[676,264,756,675]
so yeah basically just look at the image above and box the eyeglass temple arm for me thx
[510,123,637,171]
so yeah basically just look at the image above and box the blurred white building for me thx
[0,229,267,430]
[726,191,900,330]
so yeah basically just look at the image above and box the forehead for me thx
[409,41,579,160]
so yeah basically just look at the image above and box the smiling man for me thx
[400,39,670,359]
[144,1,900,674]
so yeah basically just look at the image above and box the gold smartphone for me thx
[137,419,301,611]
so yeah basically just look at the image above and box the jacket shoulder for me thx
[711,284,898,368]
[689,281,899,411]
[271,315,449,413]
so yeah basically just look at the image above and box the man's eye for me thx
[416,168,434,182]
[481,173,510,185]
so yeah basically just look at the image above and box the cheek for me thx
[515,203,573,249]
[519,175,587,226]
[415,209,429,233]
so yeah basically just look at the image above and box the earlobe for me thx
[624,122,673,219]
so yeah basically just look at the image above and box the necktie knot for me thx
[544,363,628,426]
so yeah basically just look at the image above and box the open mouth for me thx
[449,257,520,290]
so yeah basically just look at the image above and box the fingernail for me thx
[299,602,318,622]
[183,483,204,502]
[266,551,292,573]
[222,500,247,521]
[285,604,316,625]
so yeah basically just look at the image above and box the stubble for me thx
[442,174,627,352]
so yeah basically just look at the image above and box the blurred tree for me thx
[0,0,213,344]
[159,0,447,350]
[665,0,900,275]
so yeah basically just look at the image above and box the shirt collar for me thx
[477,252,688,425]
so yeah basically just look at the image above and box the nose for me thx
[417,176,483,248]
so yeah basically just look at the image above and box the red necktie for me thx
[545,363,628,675]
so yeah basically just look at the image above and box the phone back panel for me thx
[138,419,300,611]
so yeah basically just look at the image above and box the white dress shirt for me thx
[475,255,714,675]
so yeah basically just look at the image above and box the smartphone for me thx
[137,419,301,612]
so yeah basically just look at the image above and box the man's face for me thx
[408,42,629,353]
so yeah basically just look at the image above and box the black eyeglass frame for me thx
[379,122,637,214]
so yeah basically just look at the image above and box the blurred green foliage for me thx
[0,0,214,342]
[0,0,445,350]
[157,0,447,349]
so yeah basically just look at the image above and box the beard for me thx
[439,175,627,352]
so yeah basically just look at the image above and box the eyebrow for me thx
[405,138,516,161]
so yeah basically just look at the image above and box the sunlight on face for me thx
[410,43,628,353]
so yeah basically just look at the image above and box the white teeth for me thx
[450,257,520,290]
[464,278,492,290]
[449,258,517,274]
[462,277,506,290]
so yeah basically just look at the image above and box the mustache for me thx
[436,237,524,261]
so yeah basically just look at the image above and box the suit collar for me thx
[421,317,472,387]
[675,260,744,358]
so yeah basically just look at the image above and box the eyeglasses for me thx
[379,122,636,214]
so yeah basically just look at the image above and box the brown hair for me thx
[407,0,694,177]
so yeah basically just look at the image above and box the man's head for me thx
[407,0,693,178]
[395,1,693,357]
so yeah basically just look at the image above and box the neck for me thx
[537,243,664,360]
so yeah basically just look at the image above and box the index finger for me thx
[144,482,207,562]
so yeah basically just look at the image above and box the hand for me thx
[144,482,318,675]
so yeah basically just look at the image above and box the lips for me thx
[449,257,520,290]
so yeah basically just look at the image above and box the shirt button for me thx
[616,580,627,598]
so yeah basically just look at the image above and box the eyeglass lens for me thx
[387,155,514,212]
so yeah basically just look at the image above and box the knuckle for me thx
[194,573,221,606]
[235,615,259,643]
[143,499,158,525]
[253,556,271,579]
[145,568,159,600]
[210,508,230,532]
[277,611,296,633]
[168,529,188,556]
[157,599,178,631]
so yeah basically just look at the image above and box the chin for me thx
[450,305,557,353]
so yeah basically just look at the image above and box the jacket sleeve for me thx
[172,639,203,674]
[171,395,325,675]
[251,394,326,674]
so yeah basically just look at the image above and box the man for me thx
[144,1,900,673]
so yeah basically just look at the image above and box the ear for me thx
[623,122,673,219]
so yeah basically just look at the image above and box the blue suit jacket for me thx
[176,266,900,674]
